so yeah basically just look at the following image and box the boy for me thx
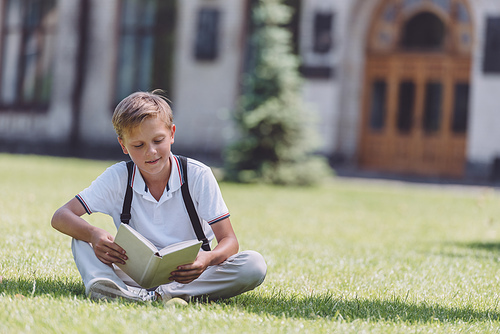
[51,91,267,303]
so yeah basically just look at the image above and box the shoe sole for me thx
[88,280,143,302]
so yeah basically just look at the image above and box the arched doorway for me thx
[358,0,473,177]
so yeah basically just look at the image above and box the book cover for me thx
[114,223,202,289]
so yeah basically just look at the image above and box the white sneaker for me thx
[154,285,173,302]
[87,278,144,302]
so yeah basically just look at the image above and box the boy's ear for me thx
[170,124,176,144]
[117,137,129,154]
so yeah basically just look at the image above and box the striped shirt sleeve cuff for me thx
[75,194,92,215]
[207,213,230,225]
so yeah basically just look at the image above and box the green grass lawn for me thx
[1,153,500,333]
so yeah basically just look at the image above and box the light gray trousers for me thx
[71,239,267,301]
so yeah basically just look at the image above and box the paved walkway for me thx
[334,167,500,194]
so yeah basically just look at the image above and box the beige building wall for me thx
[467,0,500,171]
[77,0,120,146]
[1,0,500,177]
[299,0,342,156]
[300,0,379,161]
[172,0,246,156]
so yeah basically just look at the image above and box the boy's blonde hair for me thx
[112,90,173,139]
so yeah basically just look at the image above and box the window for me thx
[397,81,415,133]
[456,2,470,23]
[483,17,500,73]
[369,80,387,131]
[299,8,335,78]
[403,0,422,12]
[194,8,220,61]
[313,12,334,54]
[383,4,397,22]
[432,0,451,13]
[423,82,443,133]
[115,0,176,102]
[401,12,445,50]
[451,83,469,133]
[0,0,58,110]
[371,0,473,54]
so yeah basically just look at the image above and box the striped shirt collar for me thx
[131,152,183,198]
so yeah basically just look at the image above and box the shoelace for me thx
[144,290,158,301]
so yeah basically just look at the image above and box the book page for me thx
[148,240,202,288]
[114,224,158,286]
[158,239,203,257]
[117,224,158,253]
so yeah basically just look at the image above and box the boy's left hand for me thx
[169,218,238,284]
[169,251,212,284]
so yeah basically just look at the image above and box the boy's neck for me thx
[139,156,172,201]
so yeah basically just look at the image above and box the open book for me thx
[114,223,202,289]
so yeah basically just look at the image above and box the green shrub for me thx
[224,0,332,186]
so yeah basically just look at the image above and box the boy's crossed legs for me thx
[71,239,267,302]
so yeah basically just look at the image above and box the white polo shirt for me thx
[76,153,230,249]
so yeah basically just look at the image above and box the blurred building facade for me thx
[0,0,499,180]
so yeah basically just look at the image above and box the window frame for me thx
[113,0,177,104]
[0,0,58,112]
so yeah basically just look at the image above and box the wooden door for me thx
[358,0,473,178]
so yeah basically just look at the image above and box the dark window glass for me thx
[403,0,422,10]
[194,8,220,61]
[456,2,470,23]
[383,4,397,22]
[452,83,469,133]
[397,81,415,133]
[401,12,445,50]
[313,12,334,54]
[0,0,57,110]
[423,82,443,133]
[369,80,387,130]
[116,0,176,101]
[483,17,500,73]
[432,0,451,13]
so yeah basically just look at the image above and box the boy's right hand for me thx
[51,198,127,265]
[90,228,128,265]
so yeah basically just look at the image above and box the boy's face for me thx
[118,117,176,181]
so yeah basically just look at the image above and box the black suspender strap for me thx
[119,157,211,251]
[178,155,211,251]
[120,160,134,224]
